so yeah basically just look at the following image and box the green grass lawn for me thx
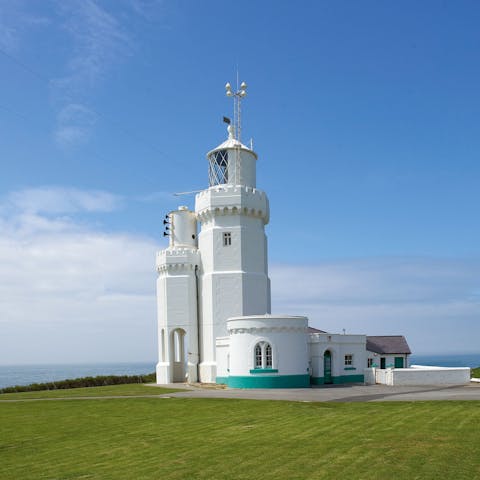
[0,383,180,400]
[472,367,480,378]
[1,389,479,480]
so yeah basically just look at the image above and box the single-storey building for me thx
[366,335,411,369]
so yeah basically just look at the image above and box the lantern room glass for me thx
[208,149,228,186]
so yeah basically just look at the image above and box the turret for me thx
[168,206,198,248]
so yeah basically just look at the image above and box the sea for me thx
[0,362,155,390]
[0,355,479,390]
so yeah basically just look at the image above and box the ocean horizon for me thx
[0,354,479,390]
[0,361,155,390]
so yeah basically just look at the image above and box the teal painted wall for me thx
[218,374,363,388]
[310,374,364,385]
[227,374,310,389]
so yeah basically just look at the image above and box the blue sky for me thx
[1,1,479,364]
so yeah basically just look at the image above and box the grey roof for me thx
[308,326,327,334]
[366,336,411,355]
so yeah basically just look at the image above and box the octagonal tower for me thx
[195,125,271,383]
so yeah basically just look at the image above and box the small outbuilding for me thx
[366,335,411,369]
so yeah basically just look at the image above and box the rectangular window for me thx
[223,232,232,246]
[344,354,353,366]
[367,358,373,368]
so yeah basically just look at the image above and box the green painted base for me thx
[216,377,228,385]
[227,374,310,389]
[310,377,325,385]
[310,374,364,385]
[249,369,279,374]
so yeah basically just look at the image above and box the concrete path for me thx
[146,382,480,402]
[2,383,480,403]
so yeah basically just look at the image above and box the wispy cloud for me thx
[270,259,480,354]
[52,0,131,95]
[54,103,97,148]
[128,0,166,20]
[49,0,132,148]
[6,186,122,215]
[0,186,157,364]
[0,1,50,53]
[1,187,478,362]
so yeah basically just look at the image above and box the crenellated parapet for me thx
[156,247,200,274]
[229,326,307,335]
[227,315,308,334]
[195,184,269,224]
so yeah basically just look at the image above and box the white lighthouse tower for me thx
[156,80,271,384]
[195,82,271,382]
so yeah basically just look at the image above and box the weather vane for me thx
[225,80,247,142]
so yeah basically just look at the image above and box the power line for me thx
[0,46,167,160]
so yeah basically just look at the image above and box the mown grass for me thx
[0,383,180,400]
[472,367,480,378]
[1,393,479,479]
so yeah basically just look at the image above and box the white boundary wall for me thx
[368,365,471,386]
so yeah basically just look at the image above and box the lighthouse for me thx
[156,81,272,384]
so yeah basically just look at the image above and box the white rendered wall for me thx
[392,366,470,385]
[227,315,309,377]
[215,336,230,381]
[156,247,200,384]
[228,315,308,376]
[309,333,367,380]
[372,366,471,385]
[195,184,271,383]
[366,352,409,369]
[169,207,197,248]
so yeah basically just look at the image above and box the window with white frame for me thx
[344,354,353,366]
[254,343,262,369]
[223,232,232,246]
[254,342,273,369]
[265,343,272,368]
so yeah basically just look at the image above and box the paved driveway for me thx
[148,382,480,402]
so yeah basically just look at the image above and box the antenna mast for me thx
[225,79,247,142]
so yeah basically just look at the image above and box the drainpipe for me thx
[195,264,201,383]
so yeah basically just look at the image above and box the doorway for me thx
[171,329,186,382]
[324,350,332,384]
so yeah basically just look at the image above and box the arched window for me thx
[265,343,272,368]
[254,343,262,368]
[253,342,273,369]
